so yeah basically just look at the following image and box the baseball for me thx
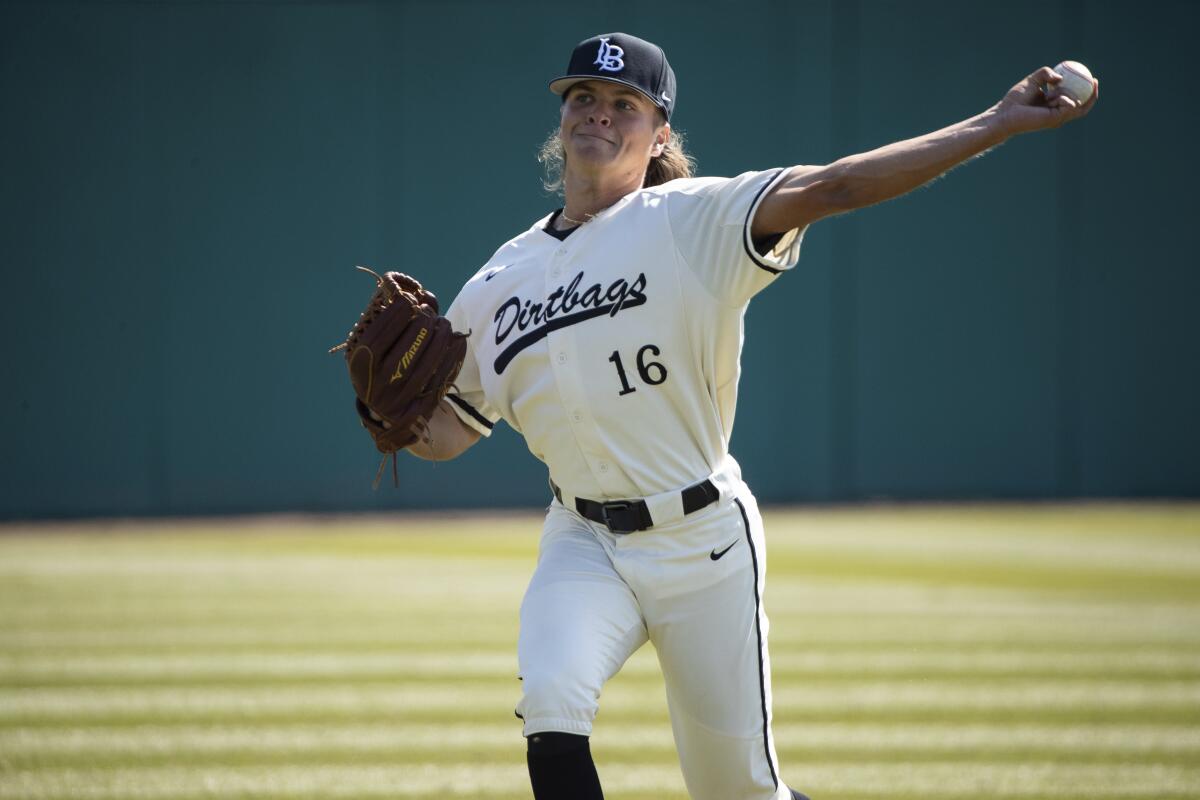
[1052,60,1095,104]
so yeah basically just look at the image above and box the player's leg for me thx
[526,730,602,800]
[626,492,803,800]
[517,502,648,799]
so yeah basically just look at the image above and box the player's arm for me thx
[752,66,1099,237]
[405,399,481,461]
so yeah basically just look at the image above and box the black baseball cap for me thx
[549,33,677,120]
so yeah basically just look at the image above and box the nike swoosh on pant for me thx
[710,541,738,561]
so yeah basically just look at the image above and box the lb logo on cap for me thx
[594,37,624,72]
[549,33,676,120]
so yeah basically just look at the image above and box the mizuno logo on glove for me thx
[391,327,428,383]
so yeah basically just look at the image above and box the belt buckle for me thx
[600,500,634,533]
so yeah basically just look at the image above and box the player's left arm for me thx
[752,66,1100,238]
[405,399,481,461]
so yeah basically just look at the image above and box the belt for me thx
[551,478,720,534]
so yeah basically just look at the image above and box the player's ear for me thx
[651,123,671,157]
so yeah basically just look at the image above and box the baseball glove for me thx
[330,266,468,486]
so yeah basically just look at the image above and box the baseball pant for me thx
[515,484,792,800]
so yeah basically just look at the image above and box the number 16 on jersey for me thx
[608,344,668,396]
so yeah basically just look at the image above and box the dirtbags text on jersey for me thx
[492,270,647,374]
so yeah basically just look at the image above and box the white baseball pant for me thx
[515,483,793,800]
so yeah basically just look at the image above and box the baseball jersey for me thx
[444,167,807,502]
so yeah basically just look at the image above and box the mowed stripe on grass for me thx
[4,680,1200,722]
[3,763,1199,800]
[1,504,1198,800]
[5,721,1200,766]
[5,647,1200,684]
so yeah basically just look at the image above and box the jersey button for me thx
[572,412,582,423]
[556,352,567,364]
[598,462,609,473]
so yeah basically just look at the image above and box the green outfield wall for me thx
[2,0,1197,518]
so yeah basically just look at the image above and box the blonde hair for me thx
[537,119,696,194]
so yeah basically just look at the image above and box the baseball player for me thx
[402,32,1098,800]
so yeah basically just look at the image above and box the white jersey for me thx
[444,168,806,503]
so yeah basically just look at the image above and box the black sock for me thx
[526,732,603,800]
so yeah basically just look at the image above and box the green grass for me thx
[1,504,1198,799]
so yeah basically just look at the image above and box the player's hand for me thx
[368,407,393,430]
[992,66,1099,136]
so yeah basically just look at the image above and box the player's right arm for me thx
[406,398,481,461]
[752,66,1099,237]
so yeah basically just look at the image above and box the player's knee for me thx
[518,666,600,724]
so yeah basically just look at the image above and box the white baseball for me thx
[1052,60,1095,104]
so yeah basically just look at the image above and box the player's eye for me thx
[616,100,634,111]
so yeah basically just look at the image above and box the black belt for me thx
[551,478,720,534]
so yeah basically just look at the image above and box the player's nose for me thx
[586,109,612,126]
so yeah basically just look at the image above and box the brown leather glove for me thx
[330,267,468,484]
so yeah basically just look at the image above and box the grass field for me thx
[1,504,1199,800]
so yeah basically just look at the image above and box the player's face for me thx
[559,81,669,182]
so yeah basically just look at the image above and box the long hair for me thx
[538,117,696,195]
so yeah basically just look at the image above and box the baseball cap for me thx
[549,33,677,120]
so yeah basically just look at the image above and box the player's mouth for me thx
[574,130,616,146]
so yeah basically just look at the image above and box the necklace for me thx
[560,209,595,226]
